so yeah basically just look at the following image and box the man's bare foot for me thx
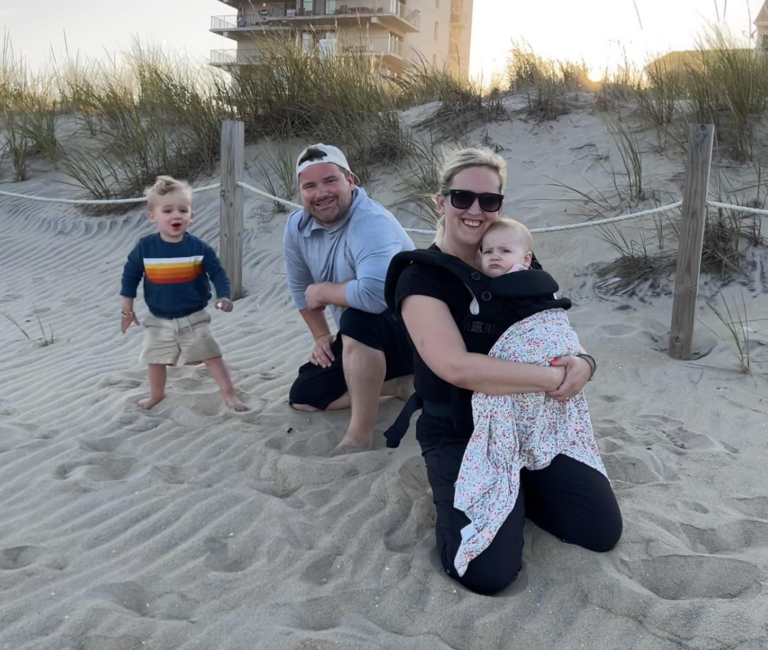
[138,394,165,409]
[224,393,249,412]
[330,435,372,456]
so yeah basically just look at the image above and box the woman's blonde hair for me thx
[435,148,507,245]
[145,175,193,209]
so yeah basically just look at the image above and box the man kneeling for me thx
[283,144,415,455]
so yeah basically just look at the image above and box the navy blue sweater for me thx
[120,233,231,319]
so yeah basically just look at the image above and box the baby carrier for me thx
[382,248,570,447]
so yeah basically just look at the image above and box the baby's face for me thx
[480,228,531,277]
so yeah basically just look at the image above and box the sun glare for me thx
[587,68,605,83]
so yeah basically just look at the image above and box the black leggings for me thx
[423,434,623,596]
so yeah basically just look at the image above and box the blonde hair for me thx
[435,147,507,245]
[145,175,193,210]
[483,217,533,251]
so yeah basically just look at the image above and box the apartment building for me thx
[757,1,768,50]
[209,0,473,78]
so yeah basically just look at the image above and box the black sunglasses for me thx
[442,189,504,212]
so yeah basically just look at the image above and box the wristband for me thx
[121,311,136,318]
[576,353,596,380]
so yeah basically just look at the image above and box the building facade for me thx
[757,1,768,50]
[209,0,473,78]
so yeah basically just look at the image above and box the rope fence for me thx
[0,183,221,205]
[0,121,757,361]
[706,200,768,217]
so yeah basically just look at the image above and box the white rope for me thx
[237,181,302,209]
[402,201,684,236]
[707,200,768,217]
[0,183,221,205]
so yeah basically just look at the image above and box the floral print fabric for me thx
[453,308,607,577]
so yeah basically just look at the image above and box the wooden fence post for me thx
[668,124,715,359]
[220,120,245,300]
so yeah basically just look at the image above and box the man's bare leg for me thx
[290,376,413,413]
[139,364,167,409]
[329,336,387,455]
[203,356,249,412]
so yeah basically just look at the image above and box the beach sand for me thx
[1,105,768,649]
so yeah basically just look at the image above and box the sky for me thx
[2,0,766,79]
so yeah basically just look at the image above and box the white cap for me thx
[296,143,352,179]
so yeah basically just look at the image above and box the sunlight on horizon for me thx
[468,0,764,83]
[1,0,765,80]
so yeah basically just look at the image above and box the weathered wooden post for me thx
[668,124,715,359]
[219,120,245,300]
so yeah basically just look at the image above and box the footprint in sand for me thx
[90,581,198,621]
[383,497,434,553]
[53,456,139,482]
[97,375,143,390]
[77,636,145,650]
[680,519,768,554]
[601,448,679,485]
[0,424,32,453]
[300,552,342,585]
[0,399,16,416]
[631,414,738,455]
[621,555,761,600]
[291,597,344,631]
[733,497,768,520]
[78,435,124,454]
[601,323,641,337]
[0,546,44,570]
[203,536,256,573]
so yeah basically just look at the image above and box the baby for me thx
[120,175,248,412]
[452,217,605,577]
[479,217,533,276]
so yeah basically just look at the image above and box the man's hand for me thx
[305,284,328,311]
[121,313,140,334]
[216,298,233,312]
[310,334,335,368]
[546,355,591,402]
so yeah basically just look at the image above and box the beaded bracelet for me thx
[121,311,136,318]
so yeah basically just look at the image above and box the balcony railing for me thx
[338,36,405,57]
[211,0,420,31]
[210,38,406,66]
[210,49,268,65]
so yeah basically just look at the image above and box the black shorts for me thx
[288,308,414,410]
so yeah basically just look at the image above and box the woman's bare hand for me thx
[546,355,590,402]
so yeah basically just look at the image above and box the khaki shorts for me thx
[140,309,221,366]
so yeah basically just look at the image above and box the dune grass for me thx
[0,33,479,199]
[506,43,589,121]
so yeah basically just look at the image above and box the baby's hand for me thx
[216,298,233,312]
[121,312,140,334]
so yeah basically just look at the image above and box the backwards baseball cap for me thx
[296,143,352,179]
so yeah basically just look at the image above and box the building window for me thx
[434,22,439,40]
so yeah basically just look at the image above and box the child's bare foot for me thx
[224,393,249,412]
[138,394,165,409]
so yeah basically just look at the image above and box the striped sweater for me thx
[120,233,231,319]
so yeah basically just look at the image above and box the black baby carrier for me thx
[382,248,570,448]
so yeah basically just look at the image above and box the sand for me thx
[1,104,768,650]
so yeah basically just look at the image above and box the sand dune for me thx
[1,108,768,649]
